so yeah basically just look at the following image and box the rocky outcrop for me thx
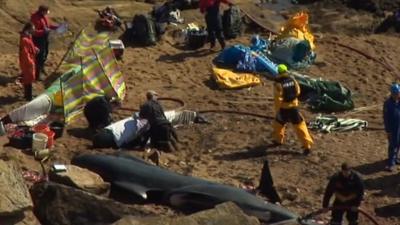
[2,210,41,225]
[49,165,109,194]
[0,160,33,216]
[112,202,261,225]
[30,182,154,225]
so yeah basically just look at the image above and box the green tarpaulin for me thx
[292,72,354,112]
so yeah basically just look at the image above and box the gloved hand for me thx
[44,27,51,34]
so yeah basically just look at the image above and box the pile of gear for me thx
[308,115,368,133]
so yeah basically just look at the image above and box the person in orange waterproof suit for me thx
[19,22,39,101]
[31,5,58,81]
[272,64,313,155]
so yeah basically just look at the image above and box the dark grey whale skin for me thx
[71,154,315,224]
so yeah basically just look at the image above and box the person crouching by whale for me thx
[139,90,178,152]
[92,109,207,149]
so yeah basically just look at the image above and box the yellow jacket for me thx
[273,73,300,111]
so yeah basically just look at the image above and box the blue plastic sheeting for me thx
[250,35,268,53]
[236,50,257,72]
[214,44,278,77]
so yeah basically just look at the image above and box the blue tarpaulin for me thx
[214,44,278,77]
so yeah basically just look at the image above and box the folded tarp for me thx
[212,67,261,89]
[291,72,354,112]
[214,45,278,77]
[308,115,367,133]
[268,37,316,69]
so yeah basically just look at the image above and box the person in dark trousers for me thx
[199,0,233,50]
[322,162,365,225]
[31,5,58,81]
[84,96,120,131]
[139,90,178,152]
[383,83,400,172]
[257,159,282,204]
[19,23,39,101]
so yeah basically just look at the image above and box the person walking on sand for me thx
[31,5,58,81]
[19,22,39,101]
[271,64,313,155]
[199,0,233,50]
[383,83,400,172]
[322,162,365,225]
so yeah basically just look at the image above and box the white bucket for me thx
[32,133,48,153]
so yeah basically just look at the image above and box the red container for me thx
[33,124,50,133]
[39,130,55,148]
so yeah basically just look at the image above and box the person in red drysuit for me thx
[19,22,39,101]
[30,5,58,81]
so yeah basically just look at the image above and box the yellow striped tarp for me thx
[61,47,126,124]
[61,30,110,71]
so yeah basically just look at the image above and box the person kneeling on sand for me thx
[83,96,121,131]
[139,90,178,152]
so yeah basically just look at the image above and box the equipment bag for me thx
[222,6,242,39]
[132,14,157,46]
[187,29,208,49]
[308,115,368,133]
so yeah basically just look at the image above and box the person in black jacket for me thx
[139,90,178,152]
[322,162,365,225]
[84,96,120,130]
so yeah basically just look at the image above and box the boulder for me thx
[0,160,33,216]
[2,210,41,225]
[30,182,155,225]
[112,202,260,225]
[49,165,109,194]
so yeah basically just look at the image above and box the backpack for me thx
[222,6,242,39]
[187,28,208,49]
[132,14,157,46]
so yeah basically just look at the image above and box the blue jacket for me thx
[383,97,400,145]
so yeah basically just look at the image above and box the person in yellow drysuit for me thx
[272,64,313,155]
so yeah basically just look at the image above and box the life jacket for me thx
[278,77,297,102]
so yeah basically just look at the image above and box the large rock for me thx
[112,202,260,225]
[2,210,41,225]
[30,182,155,225]
[49,165,109,194]
[0,160,33,216]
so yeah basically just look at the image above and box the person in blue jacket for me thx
[383,83,400,172]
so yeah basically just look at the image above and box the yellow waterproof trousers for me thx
[272,108,313,150]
